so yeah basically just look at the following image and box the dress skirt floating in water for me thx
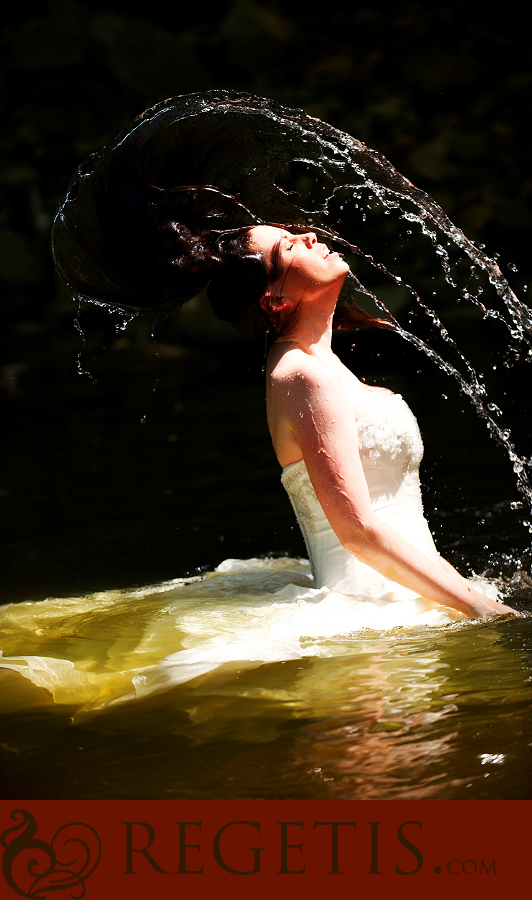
[0,554,502,717]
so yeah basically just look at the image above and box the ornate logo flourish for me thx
[1,809,101,899]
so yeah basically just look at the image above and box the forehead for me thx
[248,225,284,258]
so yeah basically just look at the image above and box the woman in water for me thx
[0,93,517,711]
[49,88,514,622]
[237,224,514,618]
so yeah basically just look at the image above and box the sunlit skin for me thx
[249,225,349,306]
[248,225,516,619]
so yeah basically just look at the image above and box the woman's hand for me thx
[436,556,515,615]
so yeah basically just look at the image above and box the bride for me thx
[244,224,514,619]
[0,93,516,711]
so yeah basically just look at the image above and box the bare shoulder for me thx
[266,346,362,471]
[268,347,338,394]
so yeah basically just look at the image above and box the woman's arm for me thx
[439,555,462,578]
[273,359,515,618]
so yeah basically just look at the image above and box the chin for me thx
[336,259,350,283]
[332,255,350,274]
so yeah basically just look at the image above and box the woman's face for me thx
[248,225,349,305]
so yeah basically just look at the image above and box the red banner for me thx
[0,800,527,899]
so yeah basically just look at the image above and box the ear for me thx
[259,292,291,315]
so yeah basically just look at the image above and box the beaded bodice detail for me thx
[356,393,423,471]
[281,393,439,598]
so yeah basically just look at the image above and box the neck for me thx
[273,292,337,358]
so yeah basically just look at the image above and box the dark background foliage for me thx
[1,1,530,600]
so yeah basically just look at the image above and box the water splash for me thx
[72,295,142,381]
[324,190,532,513]
[179,91,531,513]
[62,92,532,513]
[73,297,98,382]
[236,94,529,512]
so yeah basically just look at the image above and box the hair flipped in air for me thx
[52,93,393,338]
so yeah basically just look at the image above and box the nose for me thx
[299,232,317,247]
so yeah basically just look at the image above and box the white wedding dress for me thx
[0,393,493,711]
[281,392,444,602]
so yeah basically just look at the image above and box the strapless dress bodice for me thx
[281,393,442,602]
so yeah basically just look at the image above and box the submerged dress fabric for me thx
[0,393,490,712]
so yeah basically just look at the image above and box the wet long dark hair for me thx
[52,93,393,338]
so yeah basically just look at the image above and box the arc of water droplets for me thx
[288,120,531,339]
[68,95,532,518]
[277,128,532,514]
[328,174,532,515]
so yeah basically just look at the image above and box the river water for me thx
[1,324,531,801]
